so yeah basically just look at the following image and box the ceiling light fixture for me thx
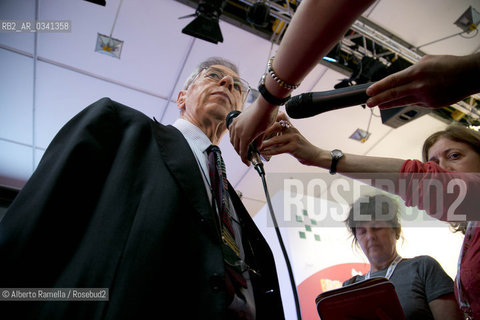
[247,1,270,28]
[84,0,106,6]
[349,128,370,143]
[180,0,227,44]
[95,33,123,58]
[455,6,480,33]
[95,0,125,58]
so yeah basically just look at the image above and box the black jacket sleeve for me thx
[0,98,128,288]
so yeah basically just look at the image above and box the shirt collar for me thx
[172,118,212,153]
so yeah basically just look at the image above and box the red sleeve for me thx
[399,160,480,222]
[401,159,446,174]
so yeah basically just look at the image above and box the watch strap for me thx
[258,84,291,106]
[329,149,343,175]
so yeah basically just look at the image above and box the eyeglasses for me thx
[194,67,251,104]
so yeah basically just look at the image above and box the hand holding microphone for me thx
[259,113,325,167]
[229,82,373,167]
[226,110,265,176]
[228,99,280,166]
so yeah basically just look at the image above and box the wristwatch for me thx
[329,149,344,175]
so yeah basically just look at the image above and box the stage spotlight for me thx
[323,43,343,64]
[181,0,227,44]
[247,1,270,28]
[84,0,106,6]
[334,79,352,89]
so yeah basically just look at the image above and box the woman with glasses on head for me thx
[343,194,463,320]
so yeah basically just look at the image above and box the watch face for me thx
[331,149,343,158]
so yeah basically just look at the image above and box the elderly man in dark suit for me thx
[0,57,284,319]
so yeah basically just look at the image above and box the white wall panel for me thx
[0,141,33,188]
[368,0,480,55]
[34,60,168,149]
[0,49,34,145]
[0,0,35,53]
[367,113,447,160]
[36,0,197,98]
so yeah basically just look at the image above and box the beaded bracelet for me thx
[267,56,301,90]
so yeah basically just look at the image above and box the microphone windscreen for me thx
[285,93,313,119]
[285,82,372,119]
[225,110,241,128]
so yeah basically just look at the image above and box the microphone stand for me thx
[250,146,302,320]
[226,111,302,319]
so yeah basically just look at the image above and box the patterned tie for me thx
[207,145,247,289]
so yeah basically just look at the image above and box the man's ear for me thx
[177,90,186,113]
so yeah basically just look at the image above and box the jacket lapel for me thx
[151,121,219,241]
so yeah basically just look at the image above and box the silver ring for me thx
[279,120,292,129]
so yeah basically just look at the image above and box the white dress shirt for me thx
[172,118,256,319]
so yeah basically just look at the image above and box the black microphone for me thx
[226,110,265,176]
[285,82,373,119]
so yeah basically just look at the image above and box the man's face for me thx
[177,64,247,124]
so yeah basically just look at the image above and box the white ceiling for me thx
[1,0,479,216]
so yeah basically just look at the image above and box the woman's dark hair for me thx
[345,194,402,247]
[449,222,468,235]
[422,124,480,162]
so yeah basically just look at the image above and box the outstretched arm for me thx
[229,0,376,165]
[259,113,405,177]
[366,53,480,109]
[261,113,480,222]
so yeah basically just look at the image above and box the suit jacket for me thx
[0,98,284,319]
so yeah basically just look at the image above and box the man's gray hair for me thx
[182,57,240,90]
